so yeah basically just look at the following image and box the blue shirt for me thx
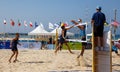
[79,25,86,37]
[92,12,106,26]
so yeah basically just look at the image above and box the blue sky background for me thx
[0,0,120,34]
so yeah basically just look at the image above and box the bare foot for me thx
[9,60,11,63]
[117,54,120,57]
[77,55,80,58]
[13,60,17,63]
[70,51,74,54]
[54,51,57,55]
[13,60,16,63]
[13,59,20,63]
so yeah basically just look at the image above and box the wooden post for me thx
[55,29,58,49]
[92,24,95,72]
[92,26,112,72]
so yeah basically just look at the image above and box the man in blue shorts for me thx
[91,6,106,50]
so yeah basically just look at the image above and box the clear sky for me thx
[0,0,120,34]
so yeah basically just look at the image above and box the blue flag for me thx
[35,22,38,28]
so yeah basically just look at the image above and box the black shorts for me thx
[59,37,65,44]
[82,37,86,46]
[11,46,18,51]
[94,25,104,37]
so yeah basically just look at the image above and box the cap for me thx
[61,23,65,27]
[96,6,101,10]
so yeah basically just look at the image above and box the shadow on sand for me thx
[23,61,52,64]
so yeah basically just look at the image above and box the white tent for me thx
[50,27,74,36]
[28,25,50,35]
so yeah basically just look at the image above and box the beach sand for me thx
[0,49,120,72]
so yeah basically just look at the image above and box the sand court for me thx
[0,49,120,72]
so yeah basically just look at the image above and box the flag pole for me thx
[3,19,6,49]
[18,19,21,33]
[18,24,19,33]
[4,20,5,39]
[17,20,19,33]
[113,9,117,42]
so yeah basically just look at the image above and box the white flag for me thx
[24,21,27,27]
[40,23,44,29]
[54,23,59,28]
[4,19,7,24]
[49,22,54,29]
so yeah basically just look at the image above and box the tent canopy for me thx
[28,25,50,35]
